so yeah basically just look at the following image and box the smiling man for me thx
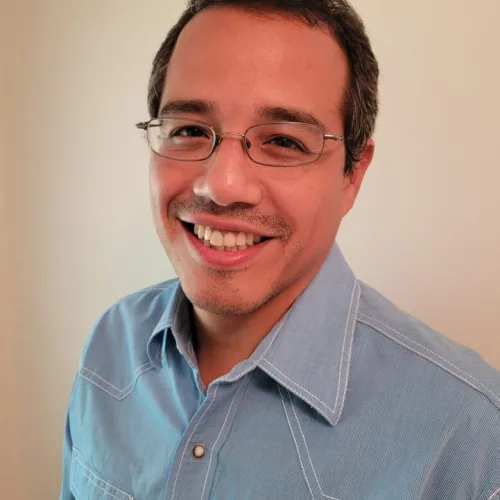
[60,1,500,499]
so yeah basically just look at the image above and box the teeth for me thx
[191,224,266,251]
[236,232,247,246]
[210,230,223,247]
[223,232,236,247]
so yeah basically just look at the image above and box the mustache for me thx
[169,197,291,239]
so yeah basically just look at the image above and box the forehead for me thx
[162,7,348,126]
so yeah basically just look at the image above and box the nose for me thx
[192,133,262,207]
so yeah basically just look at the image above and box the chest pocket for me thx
[70,449,134,500]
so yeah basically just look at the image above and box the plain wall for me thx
[1,3,21,497]
[1,0,499,498]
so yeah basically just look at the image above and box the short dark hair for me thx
[147,0,379,175]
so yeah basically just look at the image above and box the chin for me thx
[185,289,263,316]
[179,272,278,317]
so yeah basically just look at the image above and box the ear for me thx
[341,138,375,216]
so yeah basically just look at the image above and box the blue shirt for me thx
[60,244,500,500]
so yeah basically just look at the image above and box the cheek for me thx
[267,167,345,239]
[149,166,161,206]
[149,157,192,211]
[149,157,167,201]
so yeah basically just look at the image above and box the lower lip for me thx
[184,226,272,268]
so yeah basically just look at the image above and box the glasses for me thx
[136,116,344,167]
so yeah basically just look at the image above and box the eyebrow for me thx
[159,99,217,117]
[159,100,327,130]
[258,105,327,131]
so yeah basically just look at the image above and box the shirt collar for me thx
[147,283,195,369]
[258,243,359,426]
[146,243,359,427]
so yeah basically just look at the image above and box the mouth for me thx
[181,221,272,252]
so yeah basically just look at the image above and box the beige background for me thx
[1,0,499,498]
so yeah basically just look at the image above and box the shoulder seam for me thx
[125,279,177,297]
[358,313,500,412]
[110,280,178,310]
[77,281,178,399]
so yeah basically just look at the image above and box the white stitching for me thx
[70,448,76,492]
[278,385,317,500]
[259,279,359,423]
[79,362,154,399]
[360,314,498,394]
[148,282,182,335]
[488,488,500,499]
[260,361,334,424]
[200,375,249,499]
[70,481,80,497]
[358,314,500,405]
[262,360,335,412]
[168,384,220,500]
[72,449,132,499]
[332,280,358,415]
[337,281,360,422]
[74,451,129,499]
[221,311,289,383]
[289,394,340,500]
[80,467,126,500]
[81,361,153,393]
[78,372,125,399]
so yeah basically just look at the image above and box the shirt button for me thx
[192,444,206,459]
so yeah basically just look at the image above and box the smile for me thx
[180,220,274,268]
[188,223,270,252]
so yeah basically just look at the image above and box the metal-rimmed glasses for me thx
[136,116,344,167]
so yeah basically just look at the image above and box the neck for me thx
[192,279,306,388]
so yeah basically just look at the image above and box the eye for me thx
[169,126,210,138]
[266,135,307,152]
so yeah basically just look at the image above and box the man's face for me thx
[150,7,373,315]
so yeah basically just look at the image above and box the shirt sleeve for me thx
[59,379,76,500]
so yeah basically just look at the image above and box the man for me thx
[60,0,500,498]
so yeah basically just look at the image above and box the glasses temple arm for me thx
[324,133,344,142]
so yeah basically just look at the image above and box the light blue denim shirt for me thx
[60,244,500,500]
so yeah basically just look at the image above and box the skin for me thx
[150,6,374,387]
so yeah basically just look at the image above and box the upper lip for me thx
[179,215,275,238]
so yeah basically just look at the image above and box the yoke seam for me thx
[358,313,500,412]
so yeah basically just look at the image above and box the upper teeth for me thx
[193,224,262,251]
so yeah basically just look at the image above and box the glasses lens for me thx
[148,118,215,160]
[246,123,323,166]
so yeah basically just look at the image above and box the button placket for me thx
[166,377,251,500]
